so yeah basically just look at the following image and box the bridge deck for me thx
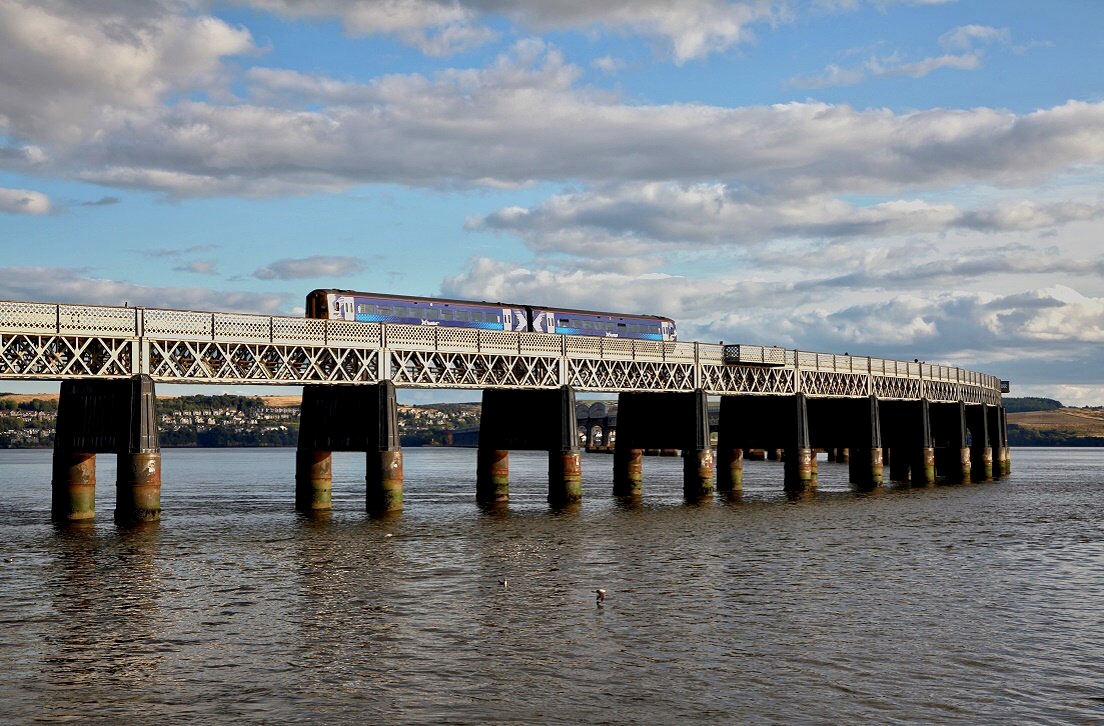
[0,300,1001,404]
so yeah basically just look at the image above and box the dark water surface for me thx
[1,448,1102,724]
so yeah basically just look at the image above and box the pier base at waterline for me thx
[51,375,161,524]
[297,381,403,513]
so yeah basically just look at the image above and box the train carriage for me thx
[306,290,677,341]
[530,307,675,341]
[306,290,526,331]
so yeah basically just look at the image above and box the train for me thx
[306,289,677,341]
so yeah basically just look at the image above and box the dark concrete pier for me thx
[297,381,403,512]
[41,377,1009,521]
[51,375,161,523]
[476,387,581,504]
[613,390,714,498]
[717,393,1007,493]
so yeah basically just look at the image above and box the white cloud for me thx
[939,24,1011,51]
[1012,385,1104,408]
[253,256,368,280]
[66,70,1104,198]
[474,182,1104,254]
[0,0,255,144]
[173,260,218,275]
[444,255,1104,385]
[0,266,288,313]
[0,8,1098,201]
[592,55,626,74]
[241,0,785,62]
[0,187,50,214]
[790,50,981,88]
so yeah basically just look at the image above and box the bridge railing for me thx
[0,300,1002,394]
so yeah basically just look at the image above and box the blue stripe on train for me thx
[354,315,504,330]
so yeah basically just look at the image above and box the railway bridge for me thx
[0,299,1009,523]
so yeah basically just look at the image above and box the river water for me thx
[0,447,1102,724]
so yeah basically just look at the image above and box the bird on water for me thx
[595,588,606,605]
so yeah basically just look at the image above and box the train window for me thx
[456,311,470,322]
[618,322,626,328]
[440,310,452,320]
[559,319,569,326]
[357,304,369,314]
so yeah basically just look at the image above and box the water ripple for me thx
[0,448,1102,722]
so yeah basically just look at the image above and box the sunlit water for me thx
[1,447,1102,724]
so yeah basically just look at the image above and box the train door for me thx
[501,308,527,332]
[531,310,554,334]
[333,295,356,321]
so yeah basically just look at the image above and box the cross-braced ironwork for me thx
[700,364,794,394]
[0,333,133,378]
[389,350,559,388]
[568,358,696,391]
[0,300,1005,404]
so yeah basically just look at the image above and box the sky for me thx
[1,0,1103,405]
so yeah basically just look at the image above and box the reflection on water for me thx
[1,447,1104,723]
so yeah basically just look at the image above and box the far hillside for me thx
[1007,399,1104,446]
[1001,397,1063,413]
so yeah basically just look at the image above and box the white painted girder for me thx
[0,301,1003,403]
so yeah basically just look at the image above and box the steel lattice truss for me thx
[873,375,923,400]
[568,359,695,391]
[147,340,379,383]
[0,300,1006,403]
[0,334,133,378]
[799,370,870,397]
[700,364,794,394]
[389,350,559,387]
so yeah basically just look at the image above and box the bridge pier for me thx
[51,375,161,523]
[368,449,404,511]
[784,394,815,493]
[477,386,581,504]
[719,394,815,495]
[841,397,883,490]
[716,445,743,493]
[476,448,510,503]
[614,389,714,498]
[882,399,936,486]
[931,402,971,483]
[549,449,583,505]
[298,381,402,512]
[613,447,644,496]
[966,404,993,482]
[295,449,332,511]
[51,451,96,521]
[994,406,1011,476]
[987,404,1009,479]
